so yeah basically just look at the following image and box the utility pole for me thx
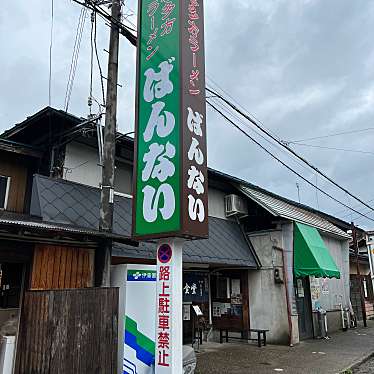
[351,222,367,327]
[98,0,121,287]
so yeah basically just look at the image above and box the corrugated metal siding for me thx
[240,185,350,239]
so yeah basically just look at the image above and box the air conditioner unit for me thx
[225,194,248,217]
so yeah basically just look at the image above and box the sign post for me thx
[133,0,207,372]
[155,239,183,372]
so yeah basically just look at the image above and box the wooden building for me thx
[0,110,136,372]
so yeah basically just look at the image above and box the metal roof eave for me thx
[0,217,138,247]
[239,185,351,240]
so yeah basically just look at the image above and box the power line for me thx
[93,12,106,106]
[350,207,374,224]
[89,11,95,115]
[71,0,137,45]
[206,86,374,214]
[290,142,374,156]
[315,173,320,211]
[288,127,374,143]
[208,95,315,177]
[207,100,374,223]
[64,7,87,111]
[69,0,374,221]
[206,75,279,140]
[48,0,54,106]
[335,198,374,217]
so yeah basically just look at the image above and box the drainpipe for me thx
[274,246,293,346]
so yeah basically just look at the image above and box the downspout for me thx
[275,245,293,346]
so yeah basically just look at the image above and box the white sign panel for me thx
[111,264,157,374]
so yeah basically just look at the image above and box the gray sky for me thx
[1,0,374,228]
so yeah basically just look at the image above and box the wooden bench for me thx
[219,328,269,347]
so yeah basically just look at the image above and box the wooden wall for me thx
[0,151,28,213]
[15,288,118,374]
[31,244,94,290]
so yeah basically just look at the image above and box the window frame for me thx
[0,175,11,210]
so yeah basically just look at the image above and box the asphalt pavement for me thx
[195,322,374,373]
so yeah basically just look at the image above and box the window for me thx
[0,176,10,209]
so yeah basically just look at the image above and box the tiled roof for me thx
[31,175,258,267]
[113,216,259,266]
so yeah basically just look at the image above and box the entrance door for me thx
[0,262,24,335]
[295,277,313,340]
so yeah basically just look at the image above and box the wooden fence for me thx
[15,288,118,374]
[350,274,374,321]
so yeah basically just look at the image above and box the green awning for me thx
[294,222,341,279]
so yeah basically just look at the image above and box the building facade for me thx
[0,107,355,348]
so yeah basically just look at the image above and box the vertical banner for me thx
[133,0,208,240]
[156,240,183,372]
[180,0,208,238]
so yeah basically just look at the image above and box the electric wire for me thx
[207,92,336,214]
[208,95,315,177]
[121,3,137,29]
[288,127,374,143]
[70,0,373,223]
[335,198,374,217]
[206,76,279,140]
[206,86,374,214]
[89,11,95,115]
[290,143,374,156]
[64,7,87,111]
[338,198,374,219]
[71,0,137,45]
[93,12,106,106]
[350,206,374,224]
[48,0,54,106]
[207,100,374,223]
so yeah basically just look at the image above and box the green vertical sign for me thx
[133,0,181,238]
[133,0,209,240]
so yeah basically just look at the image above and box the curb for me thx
[340,352,374,373]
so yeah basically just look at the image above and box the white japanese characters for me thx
[142,142,176,183]
[142,58,177,223]
[142,184,175,223]
[143,102,175,142]
[187,107,203,136]
[186,106,206,222]
[143,59,175,102]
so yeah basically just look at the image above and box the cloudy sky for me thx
[1,0,374,228]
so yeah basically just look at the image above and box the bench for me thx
[219,328,269,347]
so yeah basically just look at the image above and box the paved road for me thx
[354,356,374,374]
[195,322,374,373]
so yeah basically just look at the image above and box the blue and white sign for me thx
[111,264,157,374]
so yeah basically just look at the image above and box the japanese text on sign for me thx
[156,244,173,367]
[133,0,208,239]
